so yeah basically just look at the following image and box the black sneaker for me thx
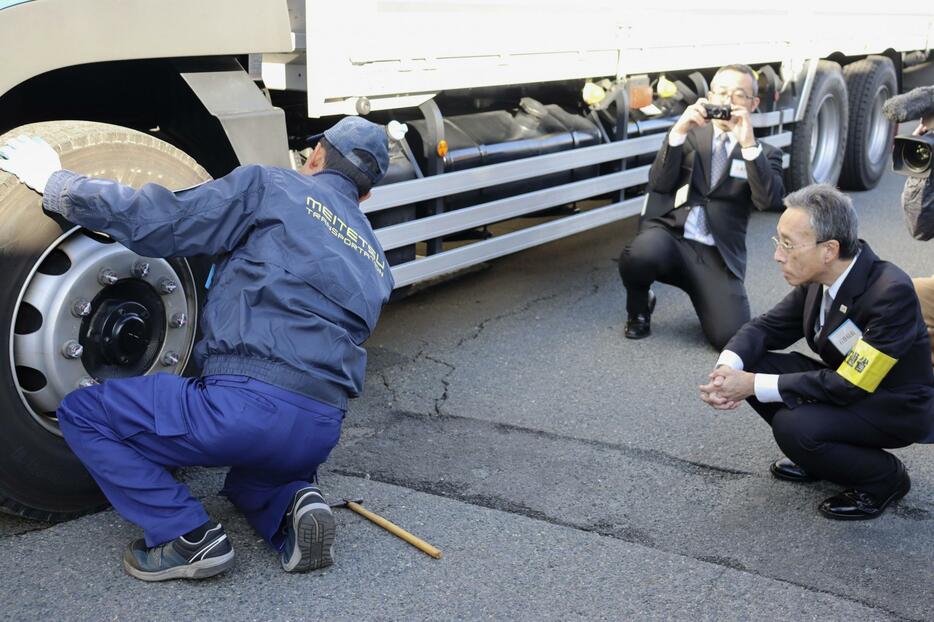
[281,486,336,572]
[122,523,235,582]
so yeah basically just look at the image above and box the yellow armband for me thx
[836,339,897,393]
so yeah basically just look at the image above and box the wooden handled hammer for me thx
[330,498,443,559]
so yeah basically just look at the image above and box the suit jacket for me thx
[725,242,934,443]
[642,123,785,280]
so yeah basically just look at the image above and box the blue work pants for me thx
[57,373,344,549]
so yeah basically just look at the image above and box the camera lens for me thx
[905,143,932,174]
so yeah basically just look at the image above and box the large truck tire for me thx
[839,56,898,190]
[0,121,211,521]
[787,60,849,190]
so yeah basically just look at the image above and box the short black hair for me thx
[320,138,373,197]
[715,64,759,97]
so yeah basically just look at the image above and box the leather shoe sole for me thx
[769,458,817,483]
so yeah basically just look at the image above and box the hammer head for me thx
[329,498,364,509]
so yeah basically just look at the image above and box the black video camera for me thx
[703,103,732,120]
[883,85,934,177]
[892,135,933,178]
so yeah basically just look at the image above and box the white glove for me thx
[0,135,62,194]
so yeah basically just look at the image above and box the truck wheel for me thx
[787,60,849,190]
[839,56,897,190]
[0,121,211,521]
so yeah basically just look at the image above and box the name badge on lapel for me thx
[828,319,863,356]
[674,184,690,208]
[729,160,747,179]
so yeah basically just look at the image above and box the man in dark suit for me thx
[701,184,934,520]
[619,64,785,349]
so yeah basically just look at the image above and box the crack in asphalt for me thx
[422,355,455,415]
[330,466,921,622]
[455,291,561,348]
[388,410,753,479]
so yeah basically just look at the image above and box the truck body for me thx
[0,0,931,518]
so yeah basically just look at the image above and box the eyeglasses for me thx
[771,236,829,253]
[708,88,755,105]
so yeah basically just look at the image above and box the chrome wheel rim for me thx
[810,92,843,184]
[10,228,198,435]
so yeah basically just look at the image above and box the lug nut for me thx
[158,278,178,295]
[61,340,83,359]
[76,376,99,388]
[98,268,119,286]
[71,298,92,317]
[161,351,180,366]
[132,261,151,278]
[169,312,187,328]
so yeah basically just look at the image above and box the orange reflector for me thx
[436,140,448,158]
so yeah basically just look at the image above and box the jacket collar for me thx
[313,170,361,200]
[811,240,876,346]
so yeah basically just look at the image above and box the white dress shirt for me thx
[715,251,861,403]
[667,127,762,246]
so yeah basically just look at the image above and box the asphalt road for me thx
[2,168,934,621]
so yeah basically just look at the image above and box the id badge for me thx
[729,160,747,179]
[674,184,689,208]
[828,319,863,356]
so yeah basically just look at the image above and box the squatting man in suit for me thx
[0,117,394,580]
[619,64,785,349]
[700,185,934,520]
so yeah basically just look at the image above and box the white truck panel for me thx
[267,1,933,118]
[0,0,294,99]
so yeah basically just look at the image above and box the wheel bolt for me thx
[98,268,119,286]
[169,312,187,328]
[132,261,151,278]
[161,351,180,366]
[71,298,92,317]
[76,376,99,388]
[61,340,83,359]
[158,278,178,295]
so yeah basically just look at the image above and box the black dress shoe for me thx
[818,471,911,521]
[769,457,817,483]
[625,291,656,340]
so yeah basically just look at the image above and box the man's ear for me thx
[751,96,761,112]
[359,191,372,202]
[824,239,841,262]
[301,143,327,174]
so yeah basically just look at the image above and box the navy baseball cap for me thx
[306,117,389,185]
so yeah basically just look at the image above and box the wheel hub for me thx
[10,228,198,435]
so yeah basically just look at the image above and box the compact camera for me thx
[703,104,733,120]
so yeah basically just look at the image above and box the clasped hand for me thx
[699,366,754,411]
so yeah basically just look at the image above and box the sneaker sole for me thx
[122,548,235,582]
[282,501,335,572]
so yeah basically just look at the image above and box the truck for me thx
[0,0,932,520]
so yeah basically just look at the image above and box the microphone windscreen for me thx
[883,86,934,123]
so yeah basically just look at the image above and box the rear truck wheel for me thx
[839,56,898,190]
[0,121,211,521]
[787,60,849,190]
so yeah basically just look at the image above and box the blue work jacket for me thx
[44,166,394,409]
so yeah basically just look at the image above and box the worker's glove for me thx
[0,135,62,194]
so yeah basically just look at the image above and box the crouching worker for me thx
[0,117,394,580]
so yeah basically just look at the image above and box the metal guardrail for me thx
[374,109,795,287]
